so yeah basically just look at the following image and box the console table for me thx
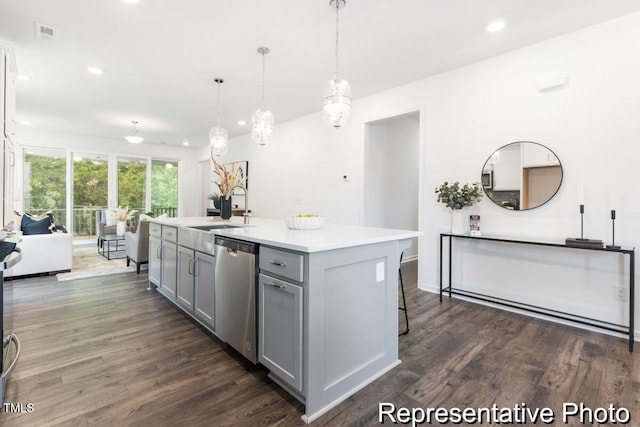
[439,233,635,352]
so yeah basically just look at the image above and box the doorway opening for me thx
[364,111,420,261]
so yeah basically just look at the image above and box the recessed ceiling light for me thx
[124,0,140,3]
[182,140,189,146]
[87,66,104,75]
[237,120,247,126]
[19,120,32,125]
[17,74,31,81]
[486,20,507,33]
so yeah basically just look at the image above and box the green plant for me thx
[208,193,220,203]
[435,181,483,210]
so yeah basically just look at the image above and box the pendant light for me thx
[252,47,275,146]
[209,78,229,156]
[125,120,144,144]
[323,0,351,128]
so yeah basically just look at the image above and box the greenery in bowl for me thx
[435,181,483,210]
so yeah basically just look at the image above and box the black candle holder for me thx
[606,209,620,249]
[565,204,604,248]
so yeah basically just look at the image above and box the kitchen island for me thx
[147,216,420,423]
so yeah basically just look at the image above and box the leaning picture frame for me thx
[223,160,248,194]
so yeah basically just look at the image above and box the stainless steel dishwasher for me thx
[214,236,259,364]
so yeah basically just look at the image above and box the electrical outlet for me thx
[614,286,627,301]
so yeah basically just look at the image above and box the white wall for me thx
[211,11,640,336]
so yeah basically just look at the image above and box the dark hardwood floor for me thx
[2,262,639,426]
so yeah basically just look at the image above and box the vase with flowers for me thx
[110,206,138,236]
[211,154,246,220]
[435,181,483,234]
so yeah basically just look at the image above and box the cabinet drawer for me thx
[260,246,304,282]
[162,226,178,242]
[149,222,162,238]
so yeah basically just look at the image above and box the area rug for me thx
[56,245,146,281]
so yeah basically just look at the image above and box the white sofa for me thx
[4,232,73,277]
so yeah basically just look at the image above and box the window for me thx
[151,159,178,217]
[72,153,108,238]
[117,156,146,215]
[22,148,67,225]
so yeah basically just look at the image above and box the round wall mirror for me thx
[481,141,563,210]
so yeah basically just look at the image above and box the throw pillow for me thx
[21,213,53,235]
[157,213,168,219]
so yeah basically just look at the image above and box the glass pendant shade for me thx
[251,108,274,146]
[322,78,352,128]
[209,126,228,156]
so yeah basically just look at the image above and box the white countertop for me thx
[150,216,421,253]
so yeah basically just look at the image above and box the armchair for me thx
[125,219,150,274]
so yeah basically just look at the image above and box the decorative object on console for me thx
[565,204,604,248]
[606,209,620,249]
[211,155,247,220]
[435,181,483,234]
[469,215,481,237]
[323,0,352,128]
[252,46,274,146]
[209,77,229,156]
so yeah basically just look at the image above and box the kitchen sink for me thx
[187,224,243,231]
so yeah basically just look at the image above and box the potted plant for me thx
[208,193,221,209]
[435,181,483,234]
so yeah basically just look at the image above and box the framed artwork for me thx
[223,160,248,194]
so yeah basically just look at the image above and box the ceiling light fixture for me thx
[486,20,507,33]
[17,74,31,81]
[209,78,228,156]
[237,120,246,126]
[87,66,104,75]
[125,120,144,143]
[323,0,351,128]
[252,46,275,146]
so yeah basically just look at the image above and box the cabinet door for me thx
[148,236,162,286]
[194,252,215,328]
[160,241,177,299]
[176,246,195,311]
[258,273,303,392]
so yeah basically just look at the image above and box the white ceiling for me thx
[2,0,640,148]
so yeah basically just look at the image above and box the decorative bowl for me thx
[285,216,325,230]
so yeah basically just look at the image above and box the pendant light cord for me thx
[334,0,340,79]
[216,80,222,126]
[261,51,266,109]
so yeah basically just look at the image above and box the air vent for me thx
[35,22,57,40]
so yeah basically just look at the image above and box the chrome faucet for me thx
[230,185,250,224]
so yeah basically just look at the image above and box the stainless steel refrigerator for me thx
[1,246,21,405]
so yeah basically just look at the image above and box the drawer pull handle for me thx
[267,282,285,289]
[269,260,285,267]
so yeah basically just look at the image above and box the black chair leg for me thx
[399,253,409,336]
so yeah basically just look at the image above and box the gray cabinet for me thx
[259,274,303,392]
[159,241,177,299]
[258,246,304,393]
[194,251,215,328]
[148,235,162,287]
[177,246,195,310]
[177,245,215,329]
